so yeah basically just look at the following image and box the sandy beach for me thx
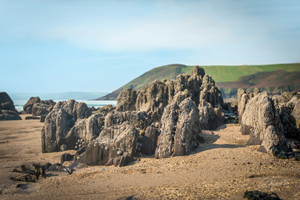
[0,115,299,200]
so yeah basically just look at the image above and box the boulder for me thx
[78,122,139,166]
[240,92,288,153]
[198,100,224,130]
[155,98,202,159]
[23,97,40,114]
[23,97,55,116]
[0,92,21,121]
[41,100,94,153]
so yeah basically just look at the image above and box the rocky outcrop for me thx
[116,66,223,118]
[23,97,55,116]
[97,104,116,117]
[155,98,202,159]
[198,100,224,130]
[104,110,149,130]
[53,100,92,121]
[237,89,254,123]
[140,125,159,155]
[41,100,93,153]
[240,91,290,153]
[78,122,139,166]
[0,92,21,120]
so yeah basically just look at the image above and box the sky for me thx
[1,0,300,94]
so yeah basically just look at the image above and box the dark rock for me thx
[61,153,74,164]
[0,92,21,121]
[25,116,40,120]
[40,115,46,122]
[23,97,40,114]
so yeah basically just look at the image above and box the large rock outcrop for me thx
[239,91,299,153]
[155,98,202,158]
[0,92,21,120]
[41,100,93,153]
[23,97,56,116]
[116,66,223,118]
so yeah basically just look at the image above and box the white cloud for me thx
[47,13,236,51]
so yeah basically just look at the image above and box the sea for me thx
[13,100,117,112]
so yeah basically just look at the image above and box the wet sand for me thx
[0,115,300,199]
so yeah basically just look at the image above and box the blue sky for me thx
[1,0,300,94]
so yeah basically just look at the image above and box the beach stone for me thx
[23,97,41,114]
[25,116,40,120]
[0,92,21,121]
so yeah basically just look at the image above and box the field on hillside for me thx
[182,63,300,83]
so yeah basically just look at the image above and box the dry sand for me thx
[0,114,300,199]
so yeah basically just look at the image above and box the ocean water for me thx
[13,100,117,112]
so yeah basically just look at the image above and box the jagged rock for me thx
[173,98,201,156]
[78,122,139,166]
[65,114,103,150]
[155,102,178,159]
[0,92,21,121]
[198,100,224,130]
[155,98,201,159]
[116,88,137,111]
[53,99,92,120]
[23,97,40,114]
[23,97,55,116]
[116,66,223,118]
[97,104,116,117]
[237,89,253,124]
[41,100,95,153]
[41,108,75,153]
[104,110,149,130]
[240,92,287,153]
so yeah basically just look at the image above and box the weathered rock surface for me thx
[155,98,202,159]
[116,66,223,118]
[198,100,224,130]
[140,125,159,155]
[23,97,55,116]
[78,122,139,166]
[240,91,291,153]
[41,100,93,153]
[97,104,116,117]
[0,92,21,120]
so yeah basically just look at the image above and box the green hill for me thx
[98,63,300,100]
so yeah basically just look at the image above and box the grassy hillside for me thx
[97,63,300,100]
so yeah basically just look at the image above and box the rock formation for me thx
[198,100,224,130]
[41,100,93,153]
[23,97,56,116]
[155,98,202,158]
[116,66,223,120]
[239,90,300,153]
[0,92,21,120]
